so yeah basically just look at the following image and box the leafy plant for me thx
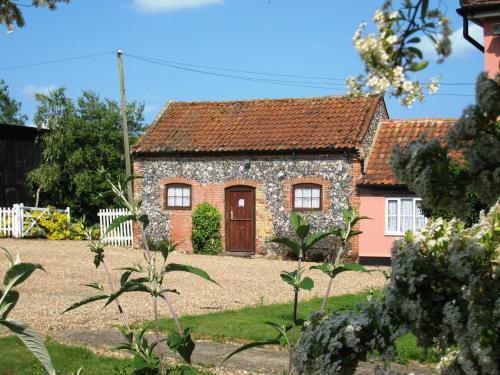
[295,201,500,374]
[64,175,219,373]
[0,247,56,375]
[223,212,330,374]
[191,202,222,255]
[310,206,370,312]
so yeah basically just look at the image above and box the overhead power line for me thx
[124,53,475,96]
[124,53,346,91]
[0,51,114,71]
[0,50,475,96]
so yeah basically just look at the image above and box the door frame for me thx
[224,185,256,253]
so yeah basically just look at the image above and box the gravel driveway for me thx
[0,239,387,335]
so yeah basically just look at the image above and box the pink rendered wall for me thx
[358,195,399,258]
[483,17,500,77]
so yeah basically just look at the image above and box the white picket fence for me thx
[98,208,133,247]
[0,207,15,237]
[0,203,70,238]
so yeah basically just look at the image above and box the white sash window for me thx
[385,197,426,235]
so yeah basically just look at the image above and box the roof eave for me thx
[132,146,360,158]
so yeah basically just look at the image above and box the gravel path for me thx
[0,239,387,335]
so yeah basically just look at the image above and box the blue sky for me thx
[0,0,484,125]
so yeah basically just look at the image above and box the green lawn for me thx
[0,336,212,375]
[152,291,439,364]
[156,292,371,342]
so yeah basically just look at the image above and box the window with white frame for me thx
[385,197,426,235]
[293,184,322,210]
[165,184,191,209]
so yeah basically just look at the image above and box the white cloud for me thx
[23,84,57,97]
[134,0,223,13]
[418,23,483,59]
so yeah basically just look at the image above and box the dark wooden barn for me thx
[0,123,44,207]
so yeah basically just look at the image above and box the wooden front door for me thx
[226,187,255,252]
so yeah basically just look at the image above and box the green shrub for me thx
[191,202,222,255]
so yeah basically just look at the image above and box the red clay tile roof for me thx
[460,0,500,7]
[132,95,383,155]
[358,118,456,186]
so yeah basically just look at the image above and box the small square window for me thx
[165,184,191,209]
[293,184,322,211]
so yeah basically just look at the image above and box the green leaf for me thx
[421,0,429,19]
[298,276,314,291]
[63,295,109,314]
[290,211,301,233]
[409,60,429,72]
[125,174,143,183]
[0,319,56,375]
[0,290,19,319]
[310,263,334,276]
[280,271,298,288]
[138,214,149,229]
[84,282,104,291]
[167,328,195,364]
[164,264,219,286]
[303,231,330,251]
[296,224,310,240]
[3,263,44,290]
[268,237,300,257]
[120,271,132,286]
[105,215,135,236]
[105,278,151,307]
[0,247,14,267]
[407,37,422,44]
[221,339,280,364]
[408,46,423,59]
[330,263,369,278]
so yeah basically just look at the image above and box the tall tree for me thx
[0,0,69,32]
[0,79,27,124]
[27,88,145,221]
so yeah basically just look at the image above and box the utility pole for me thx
[117,49,134,204]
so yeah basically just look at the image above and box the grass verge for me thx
[152,291,439,364]
[0,336,212,375]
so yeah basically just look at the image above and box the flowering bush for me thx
[294,302,398,375]
[295,201,499,374]
[347,0,451,106]
[26,209,99,240]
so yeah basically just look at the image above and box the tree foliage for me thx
[0,79,27,124]
[392,73,500,223]
[26,88,145,221]
[0,0,69,32]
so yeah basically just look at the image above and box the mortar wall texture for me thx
[135,154,356,255]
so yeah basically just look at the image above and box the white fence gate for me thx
[0,204,70,238]
[98,208,133,247]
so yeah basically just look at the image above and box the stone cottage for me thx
[132,95,388,258]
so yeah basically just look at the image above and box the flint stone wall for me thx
[138,154,354,254]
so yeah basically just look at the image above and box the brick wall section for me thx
[133,160,143,248]
[153,177,271,254]
[347,158,363,261]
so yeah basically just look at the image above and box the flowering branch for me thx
[347,0,451,107]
